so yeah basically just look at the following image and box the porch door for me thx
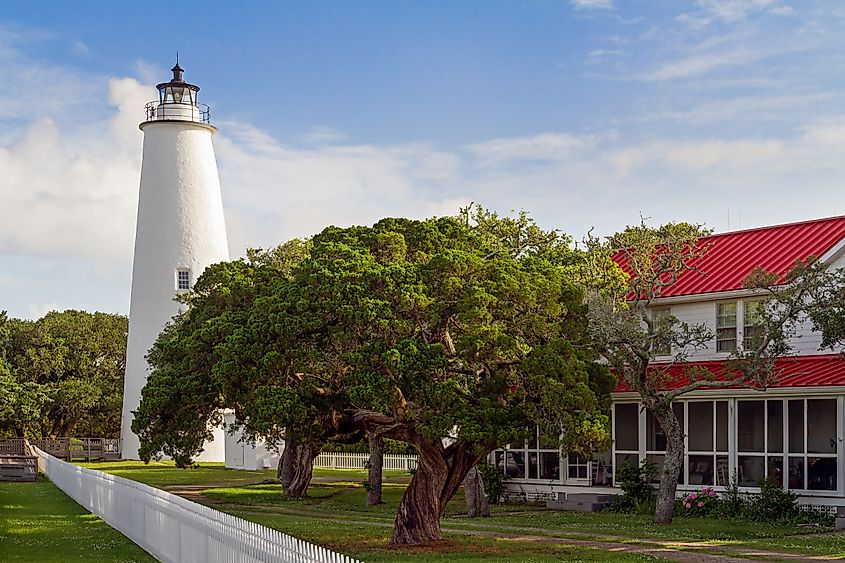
[564,453,591,485]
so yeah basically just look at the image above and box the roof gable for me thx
[612,215,845,298]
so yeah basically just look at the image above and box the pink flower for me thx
[697,501,704,508]
[689,493,697,499]
[684,503,691,509]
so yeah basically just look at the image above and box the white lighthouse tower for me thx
[120,63,229,460]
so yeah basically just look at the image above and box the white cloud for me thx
[300,126,347,145]
[27,302,59,320]
[770,5,794,16]
[467,133,592,165]
[571,0,613,10]
[637,47,762,81]
[695,0,778,22]
[214,127,469,254]
[635,92,834,125]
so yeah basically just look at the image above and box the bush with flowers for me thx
[681,487,718,516]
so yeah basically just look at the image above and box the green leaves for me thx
[0,310,127,438]
[134,209,612,467]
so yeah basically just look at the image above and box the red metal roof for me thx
[613,354,845,392]
[613,216,845,298]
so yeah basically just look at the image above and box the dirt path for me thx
[168,486,837,562]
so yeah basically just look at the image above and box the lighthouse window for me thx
[176,269,191,291]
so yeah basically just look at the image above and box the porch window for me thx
[790,399,837,491]
[528,427,561,481]
[497,437,528,479]
[716,302,737,352]
[614,403,639,474]
[645,403,685,484]
[738,398,837,491]
[687,400,729,487]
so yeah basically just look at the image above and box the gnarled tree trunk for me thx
[463,465,490,517]
[651,403,684,524]
[278,436,319,497]
[391,443,483,545]
[367,431,384,505]
[351,409,492,545]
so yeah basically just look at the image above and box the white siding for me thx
[658,297,833,361]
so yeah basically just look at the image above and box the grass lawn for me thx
[77,459,275,487]
[80,460,845,561]
[0,476,155,562]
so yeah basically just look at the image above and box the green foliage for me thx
[716,471,744,519]
[0,310,127,438]
[136,211,611,468]
[610,460,657,513]
[476,461,506,504]
[744,476,799,522]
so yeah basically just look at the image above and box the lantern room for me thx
[144,63,211,124]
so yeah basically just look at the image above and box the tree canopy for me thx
[0,310,128,438]
[134,211,613,545]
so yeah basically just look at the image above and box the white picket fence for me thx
[33,447,360,563]
[313,452,418,471]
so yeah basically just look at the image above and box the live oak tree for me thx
[585,220,845,525]
[1,310,128,438]
[134,212,612,546]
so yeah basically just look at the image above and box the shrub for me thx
[715,471,744,519]
[610,460,657,513]
[744,475,799,522]
[681,487,718,516]
[477,461,506,504]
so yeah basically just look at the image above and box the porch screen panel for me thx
[806,399,836,491]
[688,401,729,487]
[807,400,836,454]
[528,427,561,481]
[645,403,684,484]
[738,400,765,486]
[788,400,804,454]
[738,401,764,452]
[716,401,728,452]
[613,402,640,486]
[614,403,638,451]
[767,400,783,453]
[688,402,713,452]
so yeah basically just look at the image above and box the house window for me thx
[716,302,737,352]
[743,300,764,350]
[652,307,672,356]
[176,269,191,291]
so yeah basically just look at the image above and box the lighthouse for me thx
[120,63,229,460]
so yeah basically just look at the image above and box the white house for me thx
[496,215,845,506]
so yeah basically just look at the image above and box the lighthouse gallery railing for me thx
[33,446,359,563]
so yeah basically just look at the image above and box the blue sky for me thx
[2,1,845,319]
